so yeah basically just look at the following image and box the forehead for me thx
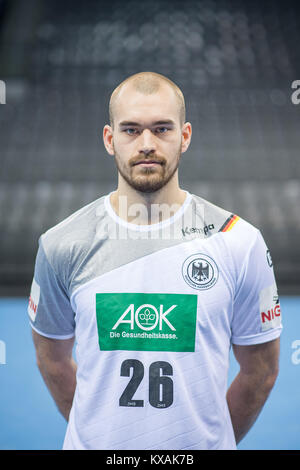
[113,83,180,125]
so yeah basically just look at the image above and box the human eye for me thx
[124,128,138,135]
[155,127,169,134]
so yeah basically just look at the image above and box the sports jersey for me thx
[27,190,282,450]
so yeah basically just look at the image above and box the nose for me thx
[138,128,156,155]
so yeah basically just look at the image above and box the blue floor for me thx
[0,296,299,450]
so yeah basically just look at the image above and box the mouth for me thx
[133,160,163,166]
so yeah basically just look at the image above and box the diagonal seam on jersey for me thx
[69,237,200,310]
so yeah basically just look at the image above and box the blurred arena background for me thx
[0,0,299,451]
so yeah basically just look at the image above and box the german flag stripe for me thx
[219,214,240,232]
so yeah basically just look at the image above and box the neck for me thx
[110,175,187,225]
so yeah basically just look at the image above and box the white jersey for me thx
[28,190,282,450]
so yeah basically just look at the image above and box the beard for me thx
[113,144,182,193]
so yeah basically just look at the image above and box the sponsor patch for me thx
[28,279,40,322]
[96,293,198,352]
[259,282,281,332]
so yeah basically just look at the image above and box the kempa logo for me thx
[181,223,214,237]
[112,303,177,332]
[0,80,6,104]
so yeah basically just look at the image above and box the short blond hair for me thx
[109,71,186,129]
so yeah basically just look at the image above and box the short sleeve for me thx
[28,237,75,339]
[231,230,282,345]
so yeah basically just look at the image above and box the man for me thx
[28,71,282,450]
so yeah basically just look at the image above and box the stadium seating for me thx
[0,0,299,294]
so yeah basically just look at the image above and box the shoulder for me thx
[190,193,259,238]
[190,194,273,292]
[39,194,107,270]
[190,192,264,259]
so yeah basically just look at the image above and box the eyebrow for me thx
[118,119,176,128]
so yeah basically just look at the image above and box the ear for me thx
[103,124,115,155]
[181,122,192,154]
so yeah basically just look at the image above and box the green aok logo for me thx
[96,293,197,352]
[112,303,177,332]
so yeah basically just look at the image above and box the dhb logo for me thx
[182,253,219,290]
